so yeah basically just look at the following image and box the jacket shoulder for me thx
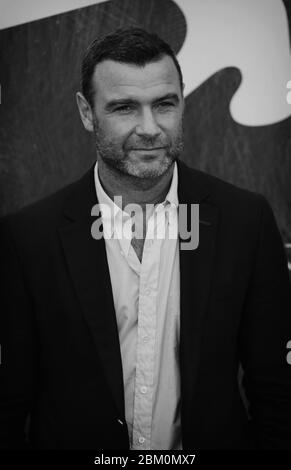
[180,161,266,209]
[0,165,94,232]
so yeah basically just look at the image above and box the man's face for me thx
[90,55,184,179]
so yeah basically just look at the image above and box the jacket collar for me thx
[62,158,211,222]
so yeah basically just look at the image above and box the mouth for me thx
[130,147,165,151]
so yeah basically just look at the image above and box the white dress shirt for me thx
[94,160,182,450]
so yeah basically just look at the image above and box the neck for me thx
[97,158,175,210]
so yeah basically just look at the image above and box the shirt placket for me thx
[131,209,163,450]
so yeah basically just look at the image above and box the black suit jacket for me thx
[1,159,291,449]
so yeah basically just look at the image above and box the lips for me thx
[130,147,165,150]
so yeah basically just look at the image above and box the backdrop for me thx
[0,0,290,277]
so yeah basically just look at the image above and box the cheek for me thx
[160,123,182,143]
[157,112,182,133]
[101,119,134,142]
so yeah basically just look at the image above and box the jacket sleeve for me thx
[0,216,38,449]
[239,196,291,449]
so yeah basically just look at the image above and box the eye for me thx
[114,105,135,114]
[156,101,175,110]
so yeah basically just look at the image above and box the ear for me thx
[76,92,94,132]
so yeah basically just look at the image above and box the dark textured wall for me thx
[0,0,290,273]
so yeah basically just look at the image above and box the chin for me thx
[125,159,172,179]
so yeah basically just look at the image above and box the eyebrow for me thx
[154,93,180,104]
[104,93,180,112]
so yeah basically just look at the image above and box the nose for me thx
[135,108,161,139]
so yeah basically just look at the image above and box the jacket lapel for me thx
[177,161,219,431]
[58,164,126,421]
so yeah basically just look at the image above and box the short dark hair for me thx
[81,27,183,107]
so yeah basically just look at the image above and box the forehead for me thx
[91,56,181,103]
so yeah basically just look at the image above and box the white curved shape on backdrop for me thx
[175,0,291,126]
[0,0,109,30]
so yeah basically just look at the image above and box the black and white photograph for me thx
[0,0,291,458]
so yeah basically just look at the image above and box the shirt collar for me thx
[164,161,178,208]
[94,160,179,239]
[94,162,127,240]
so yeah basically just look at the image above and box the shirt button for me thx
[138,436,145,444]
[140,386,147,394]
[145,289,151,296]
[142,335,149,342]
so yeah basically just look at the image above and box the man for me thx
[0,28,291,450]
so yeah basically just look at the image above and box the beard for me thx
[93,117,184,180]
